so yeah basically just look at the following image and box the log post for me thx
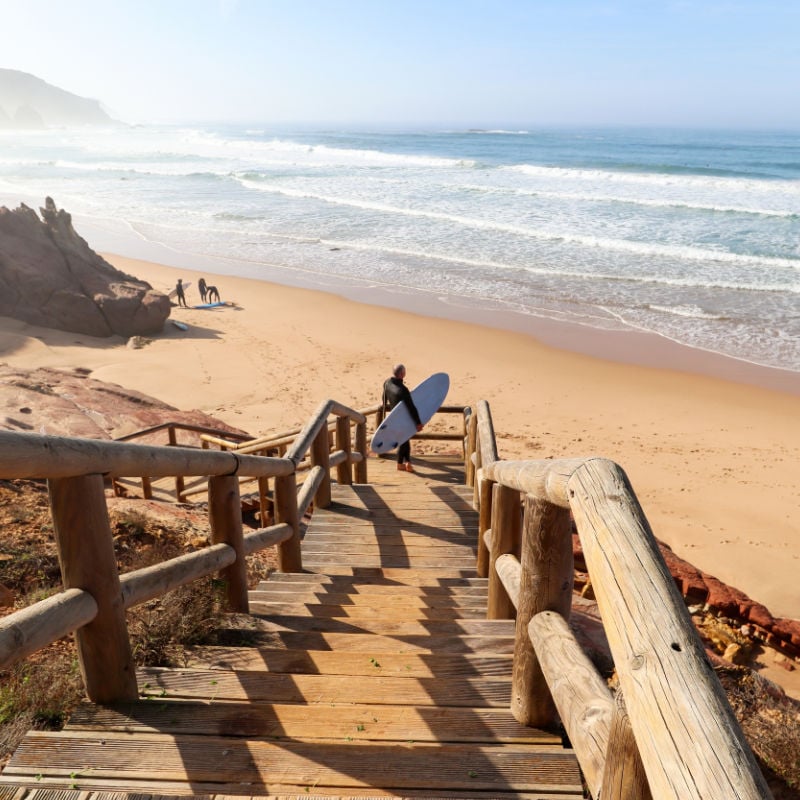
[487,483,521,619]
[48,474,138,703]
[311,426,331,508]
[258,476,271,526]
[336,416,352,485]
[472,432,483,509]
[511,496,573,726]
[529,610,615,797]
[275,472,302,572]
[208,475,248,613]
[167,426,186,502]
[141,475,153,500]
[476,471,493,578]
[465,410,477,487]
[600,692,653,800]
[354,421,368,483]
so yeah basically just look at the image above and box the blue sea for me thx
[1,124,798,376]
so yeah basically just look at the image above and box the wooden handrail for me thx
[473,402,771,800]
[0,431,293,480]
[115,421,251,444]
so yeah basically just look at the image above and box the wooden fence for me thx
[464,399,772,800]
[0,399,467,702]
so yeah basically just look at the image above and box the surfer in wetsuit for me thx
[198,277,207,303]
[382,363,424,472]
[175,278,188,308]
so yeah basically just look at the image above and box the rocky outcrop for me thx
[0,365,247,441]
[0,198,171,337]
[573,533,800,661]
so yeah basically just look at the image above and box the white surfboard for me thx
[370,372,450,454]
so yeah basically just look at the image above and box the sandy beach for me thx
[2,254,798,689]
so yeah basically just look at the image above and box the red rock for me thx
[746,602,774,629]
[0,365,248,440]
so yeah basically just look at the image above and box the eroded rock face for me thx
[0,365,247,441]
[0,198,170,337]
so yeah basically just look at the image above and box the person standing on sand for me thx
[175,278,188,308]
[382,363,423,472]
[198,277,207,303]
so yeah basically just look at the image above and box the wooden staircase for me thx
[1,456,584,799]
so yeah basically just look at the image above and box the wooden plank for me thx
[68,699,557,745]
[4,732,583,794]
[301,556,478,569]
[299,548,476,563]
[263,571,486,587]
[247,602,486,621]
[0,777,580,799]
[244,616,512,638]
[307,523,478,535]
[136,666,513,707]
[299,543,477,556]
[248,589,487,608]
[209,629,515,654]
[184,646,514,677]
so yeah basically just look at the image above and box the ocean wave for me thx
[457,182,800,219]
[233,176,800,272]
[167,129,477,169]
[647,304,728,320]
[465,129,531,135]
[505,162,800,198]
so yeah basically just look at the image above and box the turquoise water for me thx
[0,124,798,374]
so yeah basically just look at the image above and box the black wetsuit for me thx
[382,376,422,464]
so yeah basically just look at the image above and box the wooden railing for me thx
[464,399,772,800]
[0,398,366,703]
[0,398,467,705]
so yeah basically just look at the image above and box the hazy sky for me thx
[2,0,798,128]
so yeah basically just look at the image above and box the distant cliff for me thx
[0,68,115,128]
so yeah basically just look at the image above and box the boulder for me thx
[0,198,170,337]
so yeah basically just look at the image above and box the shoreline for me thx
[79,218,800,397]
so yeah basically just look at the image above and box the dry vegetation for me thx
[1,478,798,797]
[0,478,275,768]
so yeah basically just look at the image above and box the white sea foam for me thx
[648,304,727,320]
[233,177,800,275]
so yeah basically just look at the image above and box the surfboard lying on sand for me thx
[170,320,189,331]
[192,301,227,309]
[370,372,449,454]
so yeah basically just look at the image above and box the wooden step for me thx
[247,602,486,621]
[263,573,488,591]
[249,588,487,608]
[216,629,515,654]
[264,573,487,584]
[185,647,513,677]
[302,556,478,570]
[2,731,583,797]
[136,666,513,707]
[244,617,513,641]
[67,699,554,745]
